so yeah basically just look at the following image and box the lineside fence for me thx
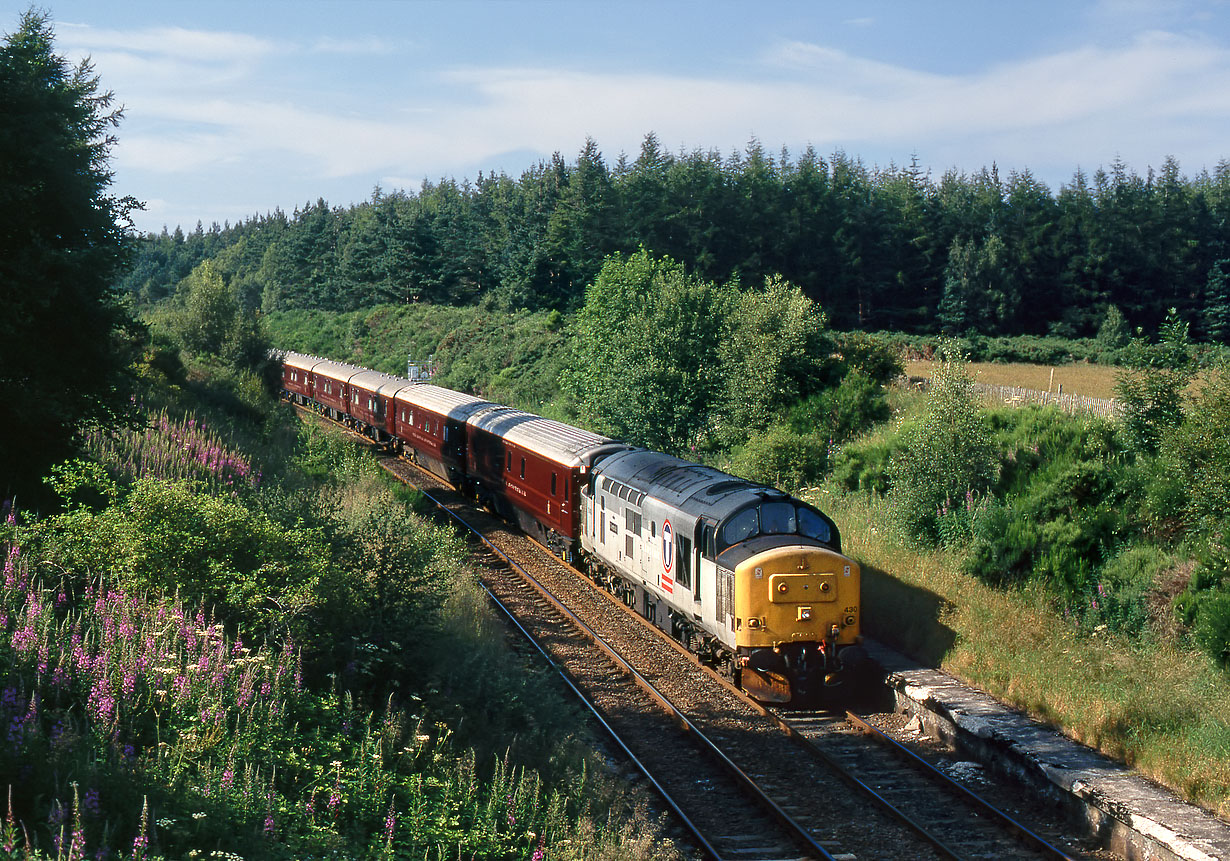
[904,377,1124,419]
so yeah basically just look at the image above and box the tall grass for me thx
[817,488,1230,815]
[905,360,1122,400]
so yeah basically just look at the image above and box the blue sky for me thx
[12,0,1230,233]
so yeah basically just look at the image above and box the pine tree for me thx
[0,10,140,498]
[1204,260,1230,344]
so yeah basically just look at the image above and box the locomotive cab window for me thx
[761,501,796,535]
[798,507,832,543]
[722,508,758,546]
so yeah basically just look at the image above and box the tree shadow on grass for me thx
[860,561,958,668]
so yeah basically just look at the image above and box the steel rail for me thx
[844,711,1076,861]
[293,406,725,857]
[464,544,724,860]
[299,403,1074,861]
[410,481,838,861]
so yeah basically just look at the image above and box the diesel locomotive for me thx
[279,350,866,704]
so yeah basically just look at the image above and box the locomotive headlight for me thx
[844,615,857,627]
[797,606,812,621]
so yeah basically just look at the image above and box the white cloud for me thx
[68,19,1230,230]
[57,22,279,64]
[310,36,398,55]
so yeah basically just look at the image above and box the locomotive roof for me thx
[348,369,414,398]
[593,448,791,521]
[395,384,493,421]
[468,406,628,468]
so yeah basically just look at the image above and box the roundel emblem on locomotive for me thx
[662,519,674,574]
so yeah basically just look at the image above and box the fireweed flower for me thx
[383,799,396,843]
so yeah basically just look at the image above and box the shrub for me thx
[1116,308,1194,456]
[28,477,329,641]
[1150,367,1230,532]
[1194,593,1230,666]
[727,425,830,491]
[1085,545,1175,635]
[888,346,996,545]
[830,436,895,496]
[789,369,890,445]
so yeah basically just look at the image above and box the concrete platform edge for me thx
[863,639,1230,861]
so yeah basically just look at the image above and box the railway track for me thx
[300,409,1113,860]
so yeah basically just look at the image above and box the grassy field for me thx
[905,360,1121,400]
[812,487,1230,816]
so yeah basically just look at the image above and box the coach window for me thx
[506,452,512,472]
[520,457,526,479]
[564,478,569,501]
[442,425,449,442]
[551,473,557,496]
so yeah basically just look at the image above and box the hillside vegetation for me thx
[265,298,1230,816]
[122,137,1230,343]
[1,356,684,859]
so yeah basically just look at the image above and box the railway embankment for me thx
[867,639,1230,861]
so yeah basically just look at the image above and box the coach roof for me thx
[468,406,628,468]
[395,384,493,421]
[348,370,414,399]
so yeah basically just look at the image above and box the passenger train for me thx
[279,351,867,704]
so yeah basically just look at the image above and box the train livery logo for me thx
[661,519,674,574]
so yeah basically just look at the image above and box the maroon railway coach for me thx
[309,358,364,420]
[281,352,321,404]
[346,370,413,444]
[466,407,629,559]
[393,385,492,487]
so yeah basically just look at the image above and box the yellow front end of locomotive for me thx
[733,546,860,649]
